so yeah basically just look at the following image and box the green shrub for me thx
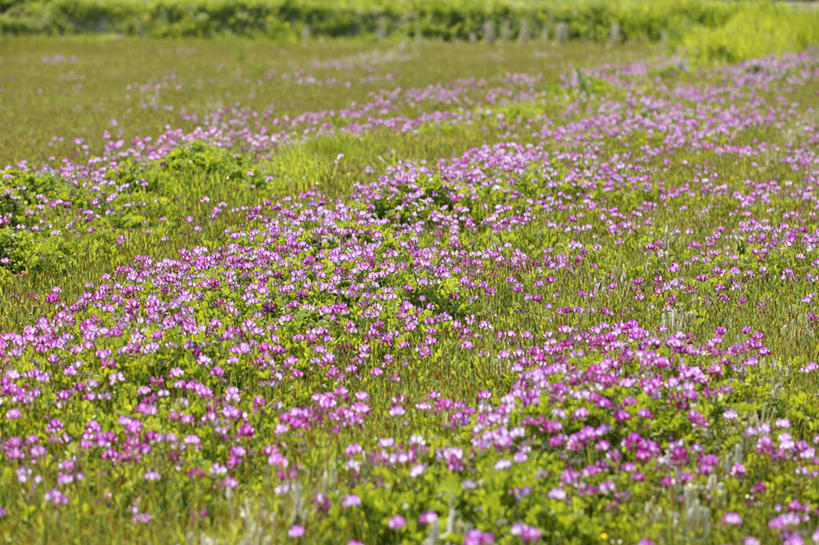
[0,0,786,45]
[681,2,819,62]
[0,142,269,283]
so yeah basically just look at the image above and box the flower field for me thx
[1,32,819,545]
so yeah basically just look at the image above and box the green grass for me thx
[0,37,654,166]
[0,37,650,331]
[1,34,818,545]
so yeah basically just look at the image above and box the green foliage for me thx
[0,169,78,276]
[0,0,746,43]
[681,2,819,62]
[0,142,268,285]
[119,140,269,194]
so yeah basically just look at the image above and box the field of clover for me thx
[1,37,818,545]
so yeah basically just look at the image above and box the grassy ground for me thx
[1,35,818,545]
[0,37,652,331]
[0,36,652,165]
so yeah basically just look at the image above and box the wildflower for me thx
[288,525,305,538]
[637,408,654,419]
[547,488,567,500]
[410,464,426,478]
[44,488,69,506]
[769,513,801,529]
[275,483,290,495]
[418,511,438,524]
[208,463,227,476]
[132,512,152,524]
[388,515,406,529]
[465,529,495,544]
[510,523,541,543]
[342,494,361,508]
[722,512,742,525]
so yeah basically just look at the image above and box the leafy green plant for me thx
[681,2,819,62]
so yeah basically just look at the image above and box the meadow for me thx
[1,9,819,545]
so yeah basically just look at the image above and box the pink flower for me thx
[288,525,305,538]
[418,511,438,524]
[465,529,495,544]
[388,515,406,529]
[547,488,567,500]
[410,464,426,478]
[132,512,152,524]
[342,494,361,508]
[769,513,801,529]
[511,523,541,543]
[44,488,69,506]
[783,534,804,545]
[722,512,742,526]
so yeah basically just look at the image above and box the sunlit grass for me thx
[1,35,818,545]
[0,36,652,165]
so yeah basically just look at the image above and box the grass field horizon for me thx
[1,8,819,545]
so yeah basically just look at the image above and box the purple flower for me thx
[288,525,305,538]
[769,513,801,529]
[783,534,804,545]
[388,515,406,529]
[464,529,495,545]
[722,512,742,526]
[132,512,151,524]
[494,459,512,471]
[342,494,361,508]
[547,488,567,500]
[418,511,438,524]
[409,464,426,478]
[44,488,69,506]
[511,523,541,543]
